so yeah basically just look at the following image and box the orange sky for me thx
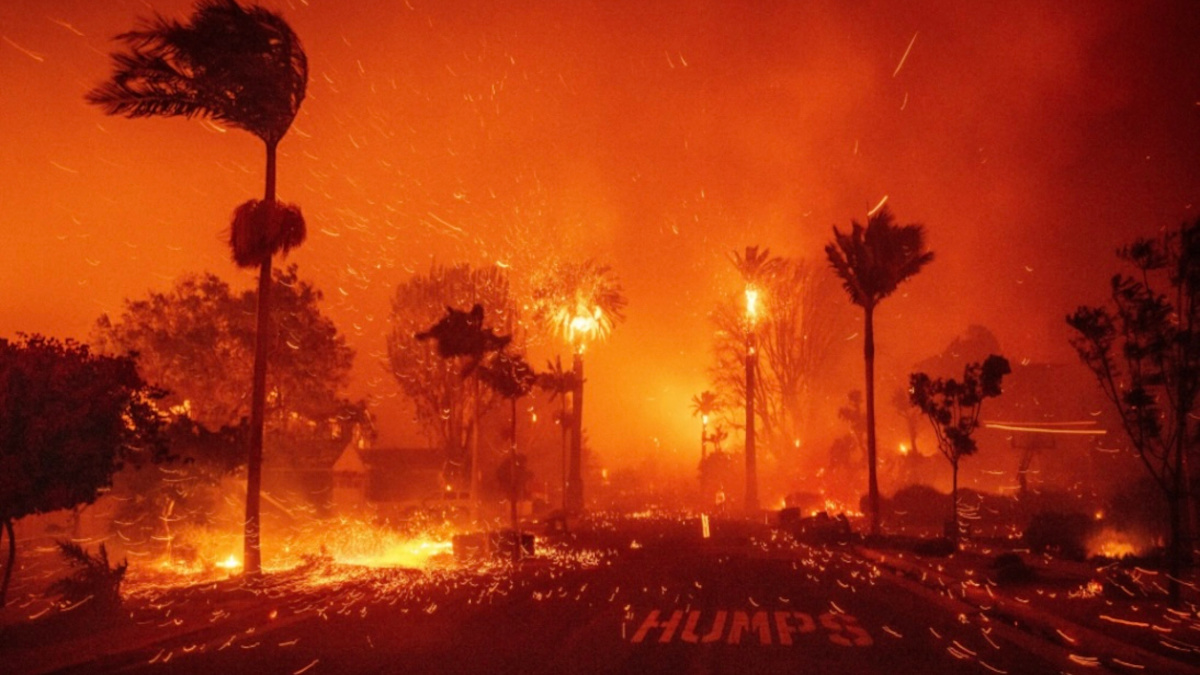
[2,0,1198,469]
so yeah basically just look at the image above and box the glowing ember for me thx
[335,538,454,569]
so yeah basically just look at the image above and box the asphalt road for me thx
[56,517,1092,675]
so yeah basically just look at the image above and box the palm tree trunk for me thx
[560,398,568,512]
[568,353,584,512]
[1,518,14,607]
[864,305,880,536]
[470,374,480,518]
[510,396,520,563]
[244,139,278,578]
[745,331,758,512]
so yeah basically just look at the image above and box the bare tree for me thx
[708,258,846,469]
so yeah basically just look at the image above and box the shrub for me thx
[1023,511,1095,561]
[885,484,947,529]
[992,552,1035,584]
[48,541,127,611]
[912,537,957,557]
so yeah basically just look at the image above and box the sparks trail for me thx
[892,32,918,77]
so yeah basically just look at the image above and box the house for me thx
[331,442,447,518]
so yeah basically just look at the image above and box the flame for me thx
[744,287,759,323]
[215,554,241,570]
[1087,527,1146,559]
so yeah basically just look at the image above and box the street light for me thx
[744,285,760,512]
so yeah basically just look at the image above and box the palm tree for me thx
[825,206,934,536]
[532,259,627,512]
[690,391,720,461]
[478,351,538,562]
[88,0,308,577]
[417,303,512,512]
[729,246,783,512]
[537,356,577,511]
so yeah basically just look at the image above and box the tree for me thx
[898,326,1001,485]
[93,266,357,460]
[690,391,721,462]
[825,206,935,536]
[478,350,538,561]
[0,335,167,605]
[531,259,627,512]
[909,355,1010,544]
[416,302,515,514]
[729,246,783,511]
[708,258,847,495]
[387,264,518,488]
[1067,217,1200,603]
[537,356,577,511]
[95,267,358,565]
[88,0,309,577]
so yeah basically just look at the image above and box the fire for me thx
[1087,527,1146,559]
[898,443,910,456]
[334,537,453,569]
[745,287,759,324]
[813,498,862,518]
[215,554,241,570]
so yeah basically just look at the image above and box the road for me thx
[53,516,1090,674]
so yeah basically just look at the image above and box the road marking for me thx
[630,608,873,647]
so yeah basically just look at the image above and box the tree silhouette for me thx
[478,351,537,561]
[825,206,934,536]
[1068,216,1200,603]
[909,355,1010,544]
[537,356,578,511]
[690,391,721,462]
[93,267,355,441]
[710,257,844,468]
[388,264,517,481]
[88,0,308,578]
[417,303,513,507]
[0,335,167,605]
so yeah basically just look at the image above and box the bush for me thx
[884,484,947,529]
[912,537,957,557]
[992,552,1035,584]
[48,541,127,611]
[1023,511,1095,561]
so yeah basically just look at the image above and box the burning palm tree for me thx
[690,390,721,462]
[532,260,627,512]
[88,0,308,576]
[729,246,783,511]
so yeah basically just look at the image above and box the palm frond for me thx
[825,206,934,308]
[229,199,306,269]
[87,0,307,144]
